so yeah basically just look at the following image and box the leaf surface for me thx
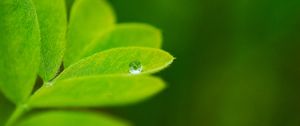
[0,0,40,104]
[58,47,174,80]
[16,111,129,126]
[29,76,165,107]
[33,0,67,81]
[64,0,116,67]
[82,23,162,59]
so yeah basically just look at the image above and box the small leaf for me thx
[82,23,162,59]
[57,47,174,80]
[33,0,67,81]
[29,76,165,107]
[16,111,129,126]
[64,0,116,67]
[0,0,40,104]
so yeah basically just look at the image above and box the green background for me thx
[109,0,300,126]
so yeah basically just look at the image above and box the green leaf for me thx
[64,0,116,67]
[58,47,174,80]
[81,23,162,59]
[29,76,165,107]
[0,0,40,104]
[33,0,67,81]
[16,111,130,126]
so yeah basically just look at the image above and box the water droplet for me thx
[129,60,143,74]
[45,82,53,87]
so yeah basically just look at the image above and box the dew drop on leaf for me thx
[129,60,143,74]
[45,82,53,87]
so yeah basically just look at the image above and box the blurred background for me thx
[108,0,300,126]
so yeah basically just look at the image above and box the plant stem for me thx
[5,104,29,126]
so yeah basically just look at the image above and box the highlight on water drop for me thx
[129,60,143,74]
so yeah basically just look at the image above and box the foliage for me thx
[0,0,174,125]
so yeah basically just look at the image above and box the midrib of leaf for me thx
[56,47,174,81]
